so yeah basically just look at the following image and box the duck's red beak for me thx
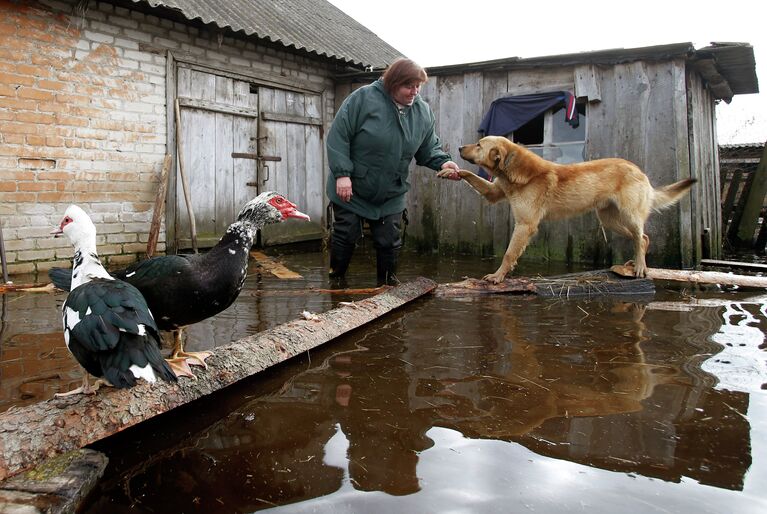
[270,196,310,221]
[284,206,310,221]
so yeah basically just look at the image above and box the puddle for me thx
[2,247,767,512]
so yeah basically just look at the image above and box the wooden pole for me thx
[735,141,767,246]
[174,98,198,253]
[146,154,172,258]
[611,265,767,288]
[0,219,8,283]
[0,277,437,481]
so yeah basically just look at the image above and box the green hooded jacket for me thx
[326,78,452,219]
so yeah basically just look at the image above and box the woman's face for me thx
[392,81,422,106]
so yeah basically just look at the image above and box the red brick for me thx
[17,88,54,101]
[16,111,55,124]
[0,71,35,86]
[37,191,74,202]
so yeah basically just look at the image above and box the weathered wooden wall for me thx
[688,71,722,260]
[403,60,708,269]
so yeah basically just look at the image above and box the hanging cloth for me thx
[478,91,579,136]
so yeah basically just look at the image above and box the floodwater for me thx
[2,245,767,513]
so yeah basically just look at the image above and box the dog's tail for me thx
[652,178,697,211]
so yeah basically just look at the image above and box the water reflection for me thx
[83,280,766,513]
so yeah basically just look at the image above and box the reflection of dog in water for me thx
[438,136,695,282]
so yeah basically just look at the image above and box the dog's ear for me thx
[489,147,502,170]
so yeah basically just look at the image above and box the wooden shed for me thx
[336,43,759,269]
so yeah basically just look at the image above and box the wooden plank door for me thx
[175,67,259,249]
[257,87,324,245]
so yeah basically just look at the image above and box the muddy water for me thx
[2,247,767,513]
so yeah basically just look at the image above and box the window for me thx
[510,102,587,164]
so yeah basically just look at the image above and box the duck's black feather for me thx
[63,279,175,387]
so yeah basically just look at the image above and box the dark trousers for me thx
[329,202,402,284]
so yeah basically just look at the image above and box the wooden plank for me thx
[700,259,767,272]
[303,94,324,232]
[250,250,302,279]
[735,143,767,245]
[0,278,438,481]
[727,170,756,243]
[261,111,322,126]
[146,154,172,258]
[0,449,107,514]
[722,169,743,234]
[574,64,601,101]
[611,265,767,288]
[214,75,236,236]
[177,97,259,118]
[233,81,259,211]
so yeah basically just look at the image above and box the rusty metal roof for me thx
[129,0,403,68]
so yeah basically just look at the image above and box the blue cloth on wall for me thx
[478,91,579,136]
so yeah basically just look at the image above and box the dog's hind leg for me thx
[597,205,650,277]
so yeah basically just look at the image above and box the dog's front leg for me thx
[459,170,506,203]
[438,169,506,203]
[484,222,538,284]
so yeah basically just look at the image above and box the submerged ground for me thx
[1,246,766,513]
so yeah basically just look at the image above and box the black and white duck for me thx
[49,191,310,377]
[52,205,176,395]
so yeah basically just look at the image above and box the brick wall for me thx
[0,0,337,276]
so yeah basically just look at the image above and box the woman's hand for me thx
[336,176,353,202]
[437,161,461,180]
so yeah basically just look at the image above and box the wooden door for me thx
[257,87,324,245]
[175,67,259,249]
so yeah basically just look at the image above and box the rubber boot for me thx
[376,248,399,286]
[329,243,354,279]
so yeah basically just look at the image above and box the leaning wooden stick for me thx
[174,98,198,253]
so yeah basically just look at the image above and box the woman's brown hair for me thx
[382,58,428,95]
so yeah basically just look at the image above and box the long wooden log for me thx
[611,265,767,288]
[0,277,437,481]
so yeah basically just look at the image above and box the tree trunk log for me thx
[0,277,437,481]
[611,265,767,288]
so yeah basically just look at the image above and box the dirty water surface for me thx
[2,247,767,513]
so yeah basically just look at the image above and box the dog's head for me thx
[458,136,516,175]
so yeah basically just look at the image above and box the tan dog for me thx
[437,136,695,283]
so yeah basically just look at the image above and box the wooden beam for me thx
[250,251,302,279]
[177,97,259,118]
[735,142,767,245]
[261,111,322,126]
[611,265,767,288]
[0,278,437,481]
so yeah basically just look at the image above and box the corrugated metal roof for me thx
[422,42,758,103]
[130,0,403,68]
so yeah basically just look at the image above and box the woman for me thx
[326,58,459,285]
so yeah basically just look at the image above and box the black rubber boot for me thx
[376,248,399,286]
[329,243,354,279]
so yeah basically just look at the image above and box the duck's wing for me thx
[112,255,195,289]
[64,279,160,352]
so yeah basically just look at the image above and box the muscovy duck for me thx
[49,191,309,377]
[52,205,176,395]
